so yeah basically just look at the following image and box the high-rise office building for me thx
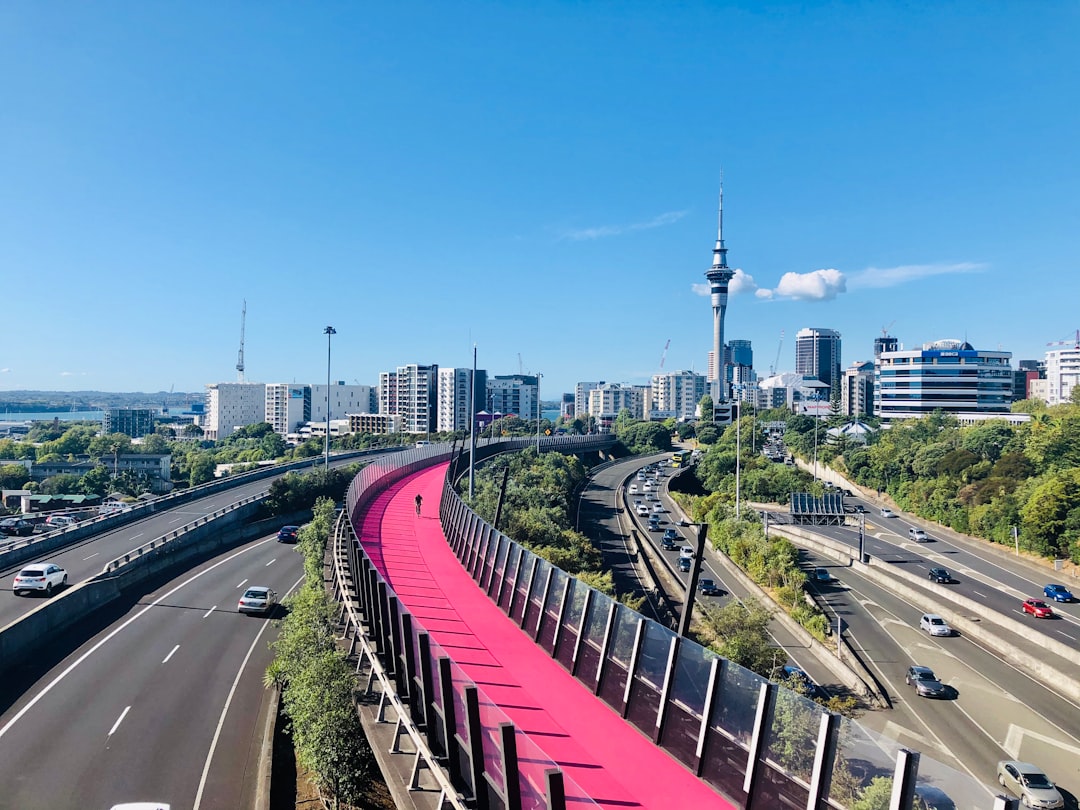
[874,340,1012,421]
[651,371,707,421]
[489,375,539,419]
[1043,342,1080,406]
[437,367,486,432]
[840,362,875,417]
[574,381,605,417]
[103,409,155,439]
[379,364,438,434]
[795,328,842,392]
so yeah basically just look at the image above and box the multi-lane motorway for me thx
[0,533,302,809]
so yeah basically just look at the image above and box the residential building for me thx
[379,365,438,434]
[795,328,842,392]
[587,383,647,421]
[1043,345,1080,406]
[489,375,539,420]
[650,371,706,421]
[437,368,486,432]
[841,362,875,418]
[560,393,574,419]
[1013,360,1044,403]
[202,383,266,440]
[874,339,1013,422]
[103,409,155,439]
[265,384,311,436]
[574,381,605,417]
[347,413,402,435]
[310,383,377,425]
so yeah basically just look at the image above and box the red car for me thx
[1022,598,1054,618]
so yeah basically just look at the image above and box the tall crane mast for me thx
[770,329,785,376]
[659,339,670,370]
[236,300,246,382]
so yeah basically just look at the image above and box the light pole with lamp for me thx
[536,372,543,454]
[677,522,710,638]
[323,326,336,470]
[734,385,741,519]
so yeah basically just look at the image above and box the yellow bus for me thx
[671,450,690,467]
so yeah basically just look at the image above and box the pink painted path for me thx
[358,462,734,810]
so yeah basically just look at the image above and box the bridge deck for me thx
[358,462,733,810]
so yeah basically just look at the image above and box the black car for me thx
[277,525,299,543]
[660,536,676,550]
[699,578,723,596]
[677,557,691,573]
[928,567,952,584]
[0,517,35,537]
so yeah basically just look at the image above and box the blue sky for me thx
[2,2,1077,398]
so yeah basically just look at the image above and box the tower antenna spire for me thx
[705,174,735,409]
[236,299,246,382]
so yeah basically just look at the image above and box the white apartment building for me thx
[202,382,267,440]
[380,364,438,434]
[309,383,377,424]
[587,383,647,420]
[574,381,605,417]
[437,368,474,432]
[841,361,875,418]
[650,371,705,421]
[489,375,539,419]
[265,384,310,436]
[1043,345,1080,406]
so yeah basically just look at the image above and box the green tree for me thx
[182,423,205,437]
[80,464,113,496]
[698,598,775,675]
[0,463,30,489]
[139,433,171,454]
[698,394,714,421]
[189,453,215,486]
[88,433,134,458]
[40,473,82,494]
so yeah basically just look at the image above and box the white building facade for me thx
[437,368,473,432]
[650,371,706,421]
[202,383,267,440]
[489,375,539,419]
[1043,345,1080,406]
[379,364,439,434]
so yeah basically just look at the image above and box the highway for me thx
[0,532,303,810]
[0,454,367,629]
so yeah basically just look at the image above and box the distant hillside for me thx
[0,390,204,411]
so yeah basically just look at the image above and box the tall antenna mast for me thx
[236,299,247,382]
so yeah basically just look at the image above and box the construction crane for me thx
[769,329,785,376]
[659,339,671,370]
[236,299,246,382]
[881,320,896,337]
[1046,329,1080,349]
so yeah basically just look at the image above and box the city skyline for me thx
[3,4,1078,396]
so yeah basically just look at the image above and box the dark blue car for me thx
[1043,583,1074,602]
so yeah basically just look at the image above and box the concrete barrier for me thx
[771,523,1080,706]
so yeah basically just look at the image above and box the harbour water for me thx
[0,410,104,422]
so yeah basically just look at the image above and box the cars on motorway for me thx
[277,525,299,543]
[1022,598,1054,618]
[0,517,36,536]
[879,507,896,518]
[629,484,639,493]
[996,761,1064,809]
[652,503,663,513]
[238,586,278,615]
[905,665,948,698]
[44,514,79,529]
[679,546,694,560]
[660,535,676,550]
[1043,584,1074,602]
[662,528,679,542]
[928,567,952,584]
[636,504,649,516]
[677,557,691,573]
[699,579,723,596]
[812,567,831,583]
[849,504,867,514]
[907,527,928,542]
[919,613,952,637]
[647,515,660,531]
[12,562,68,596]
[777,665,817,695]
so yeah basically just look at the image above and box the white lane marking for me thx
[265,559,276,567]
[162,645,180,664]
[236,578,248,589]
[1058,630,1075,639]
[971,590,986,598]
[203,606,217,619]
[128,533,144,541]
[169,517,185,524]
[108,706,131,737]
[192,573,305,810]
[0,539,272,741]
[83,553,99,561]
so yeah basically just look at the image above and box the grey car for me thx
[996,761,1063,809]
[905,665,948,698]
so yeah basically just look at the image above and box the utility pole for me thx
[678,523,709,637]
[323,326,336,470]
[469,345,477,499]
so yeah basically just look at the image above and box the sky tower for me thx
[705,183,735,405]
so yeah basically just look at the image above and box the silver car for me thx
[238,586,277,615]
[996,761,1063,809]
[919,613,951,637]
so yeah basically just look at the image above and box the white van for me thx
[45,515,78,530]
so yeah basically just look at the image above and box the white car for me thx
[880,507,896,518]
[636,504,650,516]
[919,613,951,637]
[679,546,694,560]
[652,503,664,513]
[908,527,928,542]
[997,761,1064,809]
[13,562,68,596]
[45,514,78,530]
[238,586,277,615]
[629,484,638,493]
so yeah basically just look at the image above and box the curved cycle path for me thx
[358,462,731,810]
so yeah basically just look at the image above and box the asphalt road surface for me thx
[0,532,303,810]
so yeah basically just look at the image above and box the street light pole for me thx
[469,345,477,499]
[735,389,741,519]
[323,325,336,470]
[536,372,542,454]
[678,522,709,637]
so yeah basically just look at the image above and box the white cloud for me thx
[561,210,688,241]
[59,371,88,377]
[757,268,847,301]
[848,262,984,289]
[0,368,9,373]
[691,268,756,297]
